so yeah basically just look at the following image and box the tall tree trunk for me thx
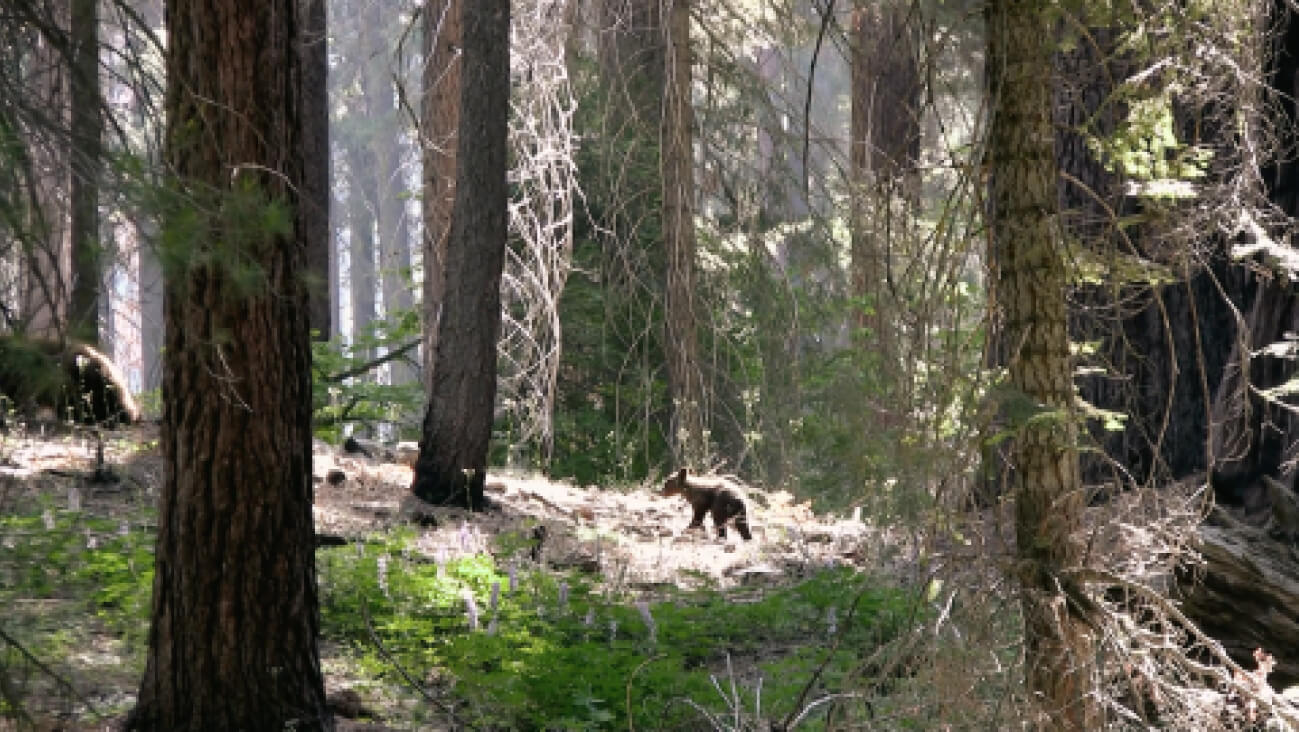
[128,0,329,726]
[661,0,706,467]
[411,0,509,510]
[421,0,461,388]
[300,0,332,341]
[348,144,377,366]
[1056,27,1230,488]
[361,0,414,386]
[986,0,1097,725]
[849,0,920,431]
[69,0,101,345]
[138,238,164,392]
[21,0,71,338]
[378,133,413,383]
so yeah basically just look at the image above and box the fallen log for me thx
[1180,505,1299,689]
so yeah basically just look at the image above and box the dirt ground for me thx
[0,422,910,729]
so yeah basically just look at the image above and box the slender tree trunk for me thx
[361,0,414,386]
[69,0,101,345]
[411,0,509,510]
[986,0,1096,725]
[348,144,377,365]
[138,237,164,392]
[379,132,413,383]
[422,0,461,388]
[661,0,706,467]
[128,0,329,726]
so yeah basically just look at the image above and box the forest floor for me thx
[0,422,923,730]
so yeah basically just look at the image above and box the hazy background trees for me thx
[6,0,1299,724]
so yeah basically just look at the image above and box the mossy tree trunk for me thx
[986,0,1097,725]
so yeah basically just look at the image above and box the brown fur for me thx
[0,336,140,426]
[662,468,752,540]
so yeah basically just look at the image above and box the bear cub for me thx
[662,468,752,540]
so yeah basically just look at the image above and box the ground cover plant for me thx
[318,533,919,729]
[0,498,155,719]
[0,428,927,728]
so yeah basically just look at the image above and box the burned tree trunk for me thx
[410,0,509,510]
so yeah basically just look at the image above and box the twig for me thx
[321,338,421,383]
[626,654,664,731]
[802,0,836,204]
[359,595,464,724]
[0,623,103,720]
[780,575,870,730]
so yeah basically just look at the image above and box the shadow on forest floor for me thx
[0,422,926,729]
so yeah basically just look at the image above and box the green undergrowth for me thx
[0,503,155,717]
[0,508,921,728]
[0,506,155,638]
[318,529,920,730]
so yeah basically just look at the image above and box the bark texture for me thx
[128,0,329,727]
[1057,25,1237,488]
[69,0,101,345]
[848,0,920,429]
[1182,506,1299,688]
[421,0,461,387]
[661,0,706,467]
[987,0,1097,725]
[21,4,71,338]
[411,0,508,510]
[1209,0,1299,484]
[300,0,332,340]
[1178,0,1299,687]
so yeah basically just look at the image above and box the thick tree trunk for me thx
[1174,0,1299,698]
[21,2,71,338]
[1057,26,1237,488]
[411,0,509,510]
[1209,0,1299,485]
[128,0,329,727]
[987,0,1097,725]
[661,0,706,467]
[421,0,461,388]
[300,0,332,341]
